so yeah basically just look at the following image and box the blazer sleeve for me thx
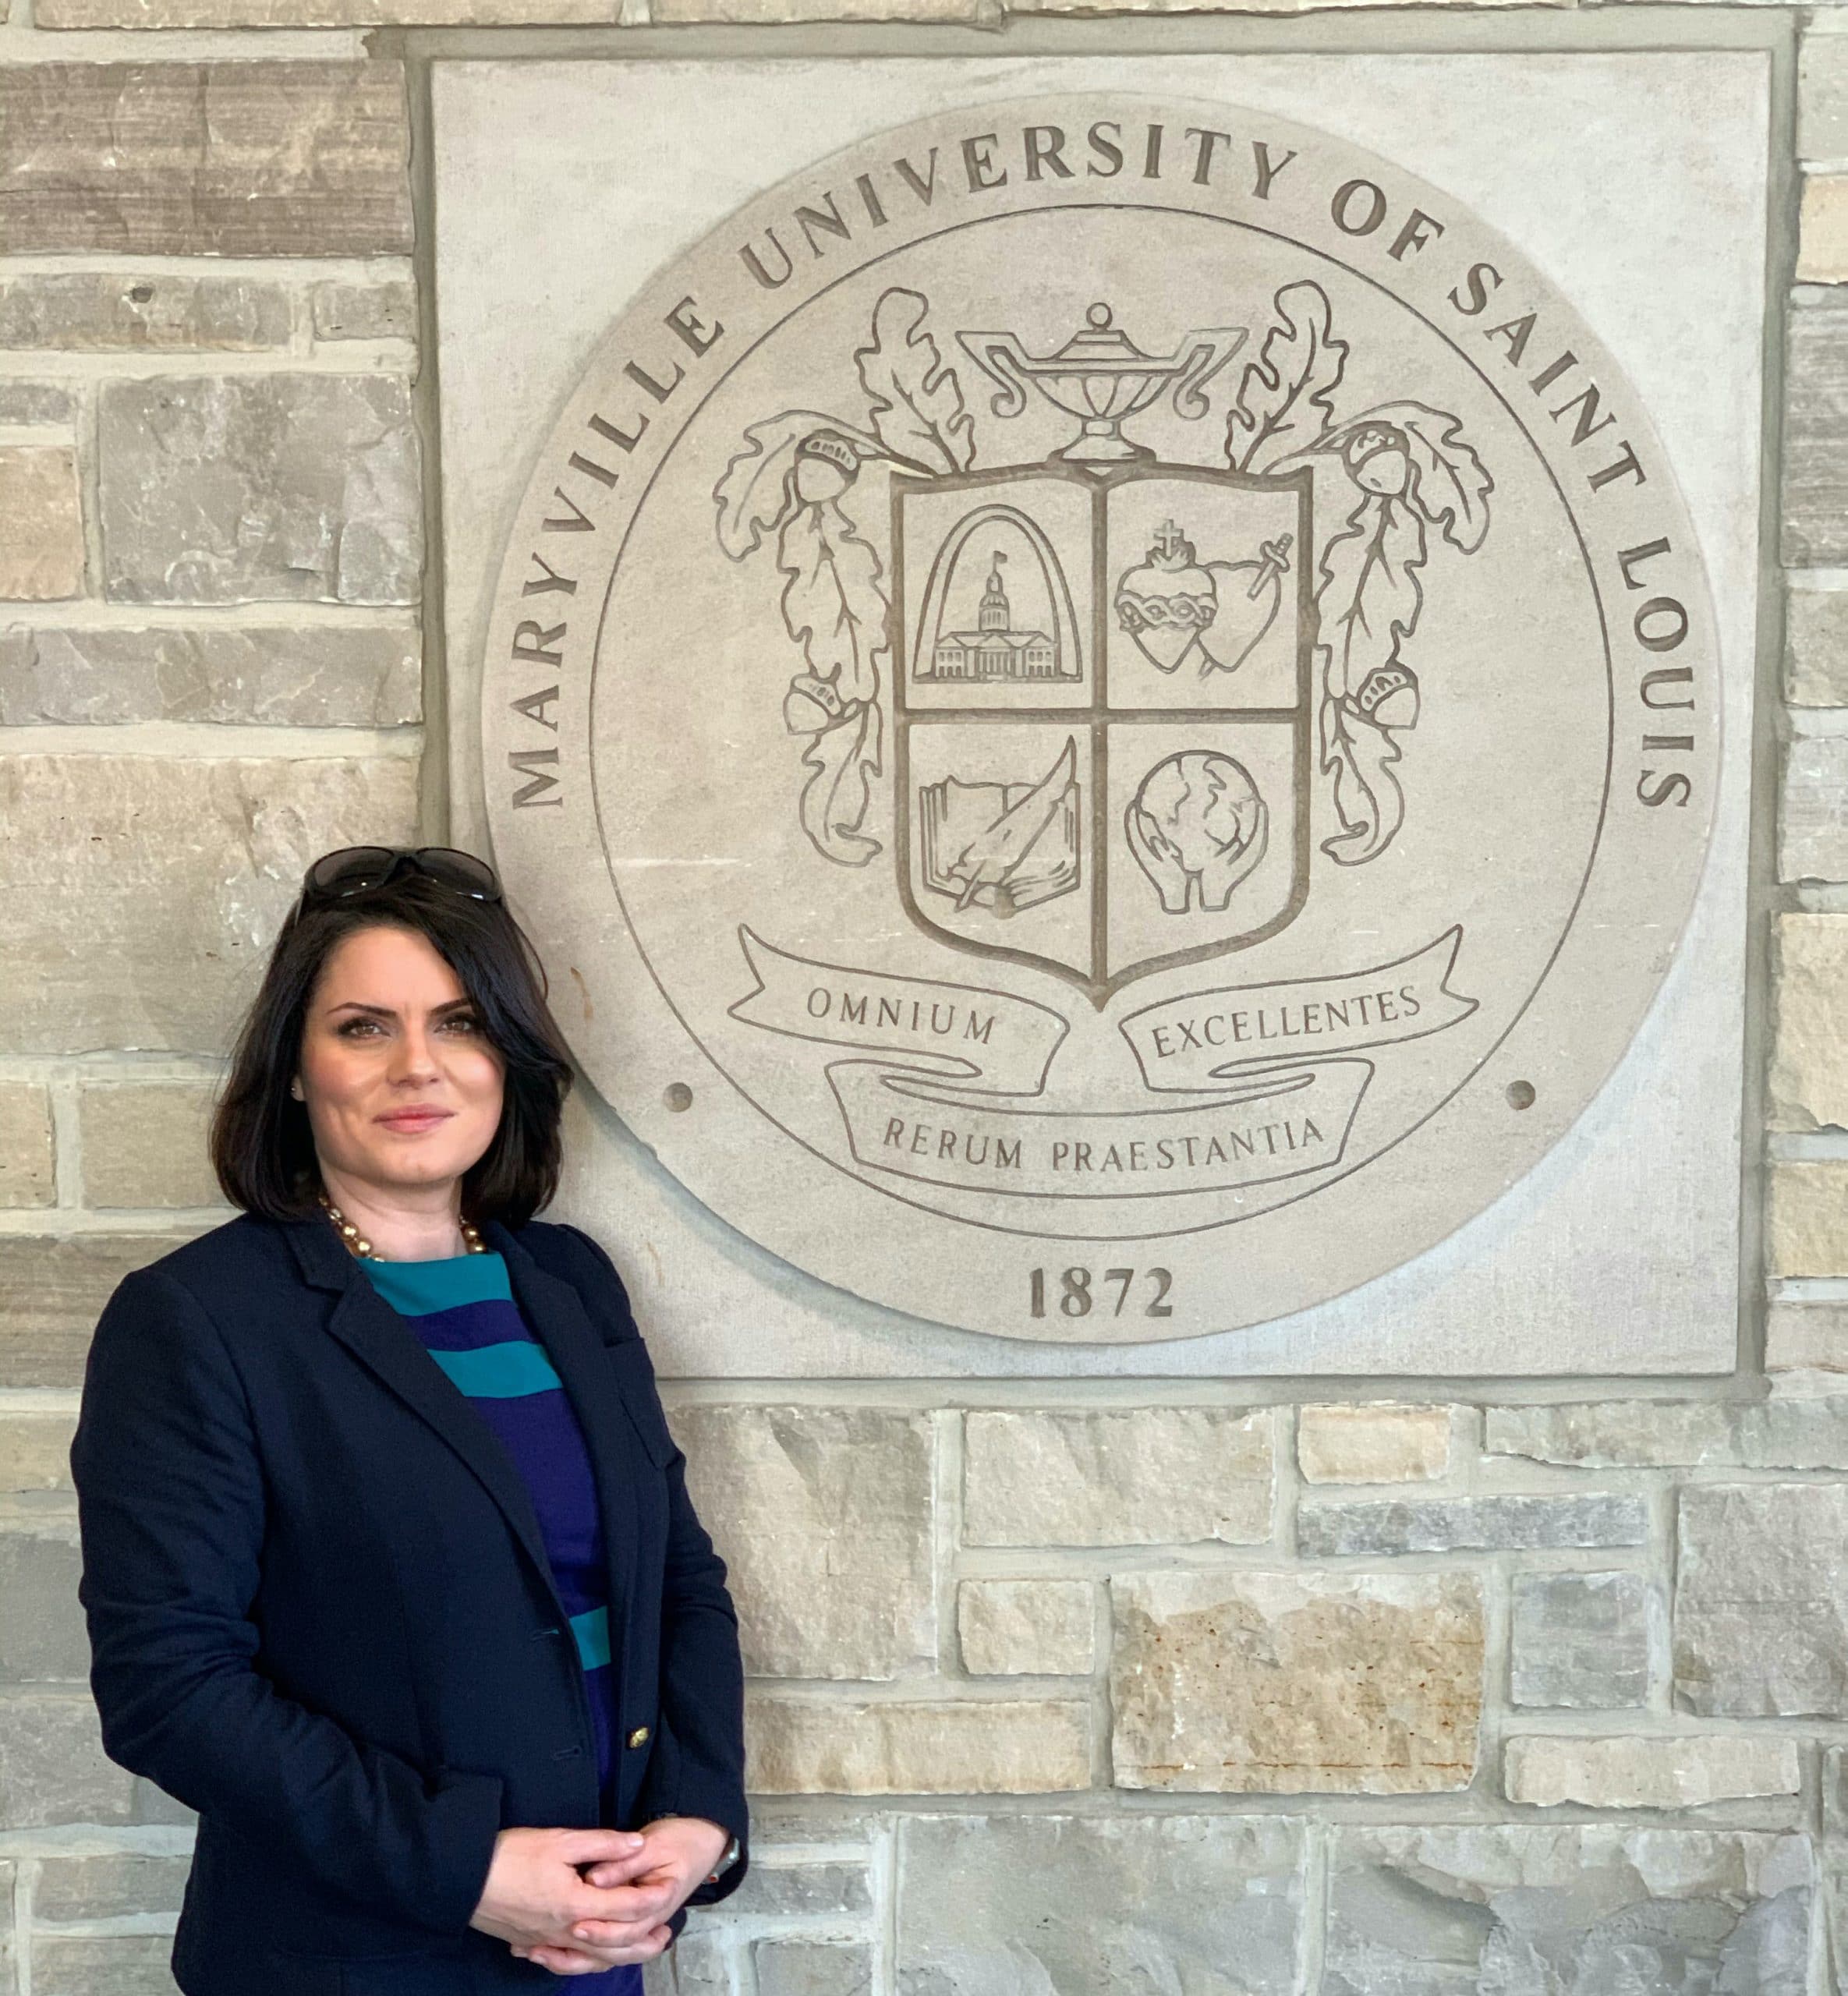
[69,1264,506,1939]
[555,1224,750,1909]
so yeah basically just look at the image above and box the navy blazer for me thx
[68,1209,749,1996]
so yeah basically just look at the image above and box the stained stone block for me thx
[1772,915,1848,1131]
[0,382,76,427]
[1297,1403,1451,1483]
[1786,292,1848,568]
[0,1236,197,1389]
[313,277,416,342]
[962,1408,1272,1546]
[0,1522,87,1682]
[1110,1570,1483,1795]
[0,447,83,601]
[1324,1826,1811,1996]
[723,1860,869,1918]
[0,1690,135,1825]
[0,753,417,1056]
[754,1941,872,1996]
[0,1861,14,1989]
[0,274,290,352]
[1677,1483,1848,1715]
[1505,1734,1800,1810]
[99,375,420,607]
[1298,1493,1646,1558]
[894,1814,1305,1996]
[0,1412,76,1491]
[79,1081,222,1210]
[29,1934,184,1996]
[1768,1301,1848,1373]
[45,0,621,21]
[1786,586,1848,707]
[0,625,422,727]
[672,1406,933,1679]
[958,1578,1095,1676]
[1781,737,1848,883]
[1738,1397,1848,1470]
[1510,1572,1650,1710]
[34,1849,191,1920]
[645,1931,728,1994]
[1768,1162,1848,1278]
[0,1082,55,1207]
[1485,1401,1734,1467]
[1801,176,1848,285]
[745,1694,1089,1795]
[0,64,412,257]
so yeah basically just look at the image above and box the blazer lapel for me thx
[487,1220,643,1629]
[287,1216,559,1598]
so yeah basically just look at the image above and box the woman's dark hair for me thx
[210,868,575,1228]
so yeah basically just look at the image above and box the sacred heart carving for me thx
[1114,520,1293,677]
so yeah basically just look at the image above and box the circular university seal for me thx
[482,95,1719,1344]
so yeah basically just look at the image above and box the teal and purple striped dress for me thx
[358,1250,643,1992]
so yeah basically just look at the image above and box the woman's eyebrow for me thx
[323,998,476,1017]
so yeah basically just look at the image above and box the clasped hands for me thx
[470,1814,731,1975]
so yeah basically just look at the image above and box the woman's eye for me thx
[443,1014,480,1033]
[338,1018,383,1038]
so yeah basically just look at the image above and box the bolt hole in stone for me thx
[128,284,154,304]
[664,1083,694,1113]
[1506,1080,1537,1111]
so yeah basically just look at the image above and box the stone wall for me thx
[0,13,1842,1996]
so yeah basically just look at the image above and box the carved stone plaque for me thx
[479,89,1726,1346]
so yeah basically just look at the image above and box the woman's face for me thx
[296,924,506,1198]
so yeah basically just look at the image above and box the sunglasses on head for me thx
[300,846,504,907]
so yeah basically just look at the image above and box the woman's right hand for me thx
[469,1827,674,1965]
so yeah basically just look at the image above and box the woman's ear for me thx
[290,1076,306,1102]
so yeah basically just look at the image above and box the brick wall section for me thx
[0,18,1840,1996]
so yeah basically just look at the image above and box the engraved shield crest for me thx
[893,460,1314,1005]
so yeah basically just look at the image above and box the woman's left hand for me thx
[511,1816,731,1976]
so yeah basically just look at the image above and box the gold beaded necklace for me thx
[317,1190,485,1262]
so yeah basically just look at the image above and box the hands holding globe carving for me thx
[1126,752,1270,915]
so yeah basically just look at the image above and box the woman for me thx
[69,845,748,1994]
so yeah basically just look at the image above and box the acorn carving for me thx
[1352,660,1421,731]
[793,429,861,505]
[1342,421,1413,497]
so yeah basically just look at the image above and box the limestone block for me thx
[0,1521,86,1682]
[0,448,83,601]
[1786,586,1848,708]
[894,1813,1305,1996]
[962,1408,1272,1546]
[654,0,968,19]
[1510,1572,1650,1710]
[1677,1483,1848,1715]
[1803,33,1848,161]
[1297,1403,1451,1482]
[30,1935,184,1995]
[1782,737,1848,884]
[671,1406,933,1679]
[0,753,417,1055]
[0,1235,197,1389]
[645,1931,727,1994]
[0,1862,14,1990]
[131,1775,195,1826]
[1739,1397,1848,1470]
[0,1082,55,1207]
[1506,1734,1800,1810]
[0,625,422,727]
[44,0,620,21]
[1771,915,1848,1131]
[0,64,411,256]
[0,274,290,352]
[1110,1569,1483,1795]
[80,1081,222,1210]
[0,1412,76,1491]
[1768,1301,1848,1373]
[745,1694,1089,1795]
[313,276,416,342]
[34,1849,190,1919]
[0,1690,134,1825]
[1786,292,1848,567]
[99,374,420,607]
[958,1578,1095,1676]
[1801,175,1848,284]
[1768,1162,1848,1277]
[1485,1400,1734,1467]
[1323,1826,1811,1996]
[754,1941,872,1996]
[1298,1492,1646,1558]
[0,383,76,427]
[723,1859,869,1918]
